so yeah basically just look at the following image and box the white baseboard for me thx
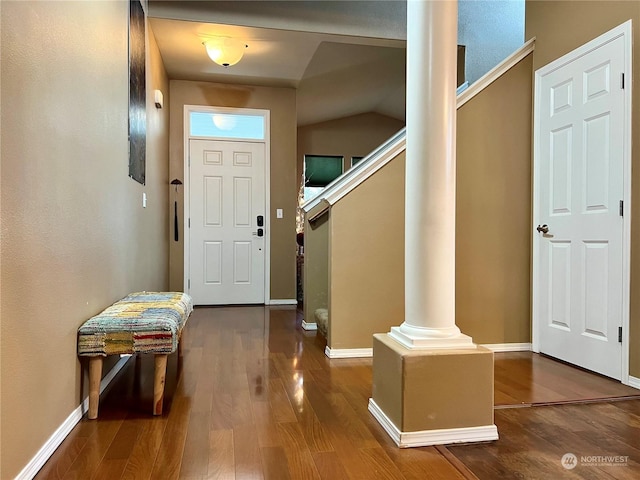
[268,299,298,306]
[627,375,640,390]
[325,346,373,358]
[15,355,132,480]
[301,321,317,331]
[481,343,532,352]
[368,398,499,448]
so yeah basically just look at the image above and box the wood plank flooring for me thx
[494,351,640,407]
[449,400,640,479]
[34,306,640,479]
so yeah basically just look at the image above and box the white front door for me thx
[189,139,266,305]
[534,27,630,380]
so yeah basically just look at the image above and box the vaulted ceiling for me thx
[148,1,407,126]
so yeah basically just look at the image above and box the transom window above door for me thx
[189,111,265,140]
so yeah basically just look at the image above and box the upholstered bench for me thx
[77,291,193,419]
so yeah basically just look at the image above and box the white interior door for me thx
[189,139,266,305]
[534,28,629,380]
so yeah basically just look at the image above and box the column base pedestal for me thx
[370,333,497,448]
[389,324,475,349]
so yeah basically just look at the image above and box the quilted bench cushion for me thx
[78,292,193,356]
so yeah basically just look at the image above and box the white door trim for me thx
[183,105,271,304]
[532,20,632,384]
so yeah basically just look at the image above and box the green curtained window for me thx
[304,155,343,187]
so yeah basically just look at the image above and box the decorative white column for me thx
[389,0,473,349]
[370,1,497,447]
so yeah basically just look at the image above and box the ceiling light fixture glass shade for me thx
[203,37,246,67]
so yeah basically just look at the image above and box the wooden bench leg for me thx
[88,356,103,420]
[178,334,184,357]
[177,335,184,373]
[153,354,168,415]
[133,354,142,397]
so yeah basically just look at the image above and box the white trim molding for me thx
[183,105,272,305]
[619,20,633,386]
[325,346,373,358]
[302,128,406,220]
[368,399,498,448]
[268,299,297,306]
[302,40,536,222]
[481,343,532,353]
[301,321,317,331]
[627,376,640,390]
[456,81,469,95]
[457,38,535,108]
[16,355,132,480]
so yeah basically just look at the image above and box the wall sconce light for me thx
[203,37,247,67]
[154,89,163,109]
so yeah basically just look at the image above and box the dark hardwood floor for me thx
[493,351,640,407]
[35,306,640,479]
[450,400,640,480]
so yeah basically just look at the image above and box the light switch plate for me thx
[276,208,283,218]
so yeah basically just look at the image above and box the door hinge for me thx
[618,326,623,343]
[621,73,625,89]
[619,200,624,217]
[188,279,191,289]
[188,218,191,228]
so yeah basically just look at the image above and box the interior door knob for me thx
[536,224,549,234]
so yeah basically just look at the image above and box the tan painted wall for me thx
[329,154,406,349]
[0,2,170,478]
[456,54,533,344]
[297,112,405,186]
[169,80,297,301]
[525,0,640,377]
[303,213,330,328]
[319,55,533,351]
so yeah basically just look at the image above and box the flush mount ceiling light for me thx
[203,37,247,67]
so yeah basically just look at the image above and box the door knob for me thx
[536,224,549,234]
